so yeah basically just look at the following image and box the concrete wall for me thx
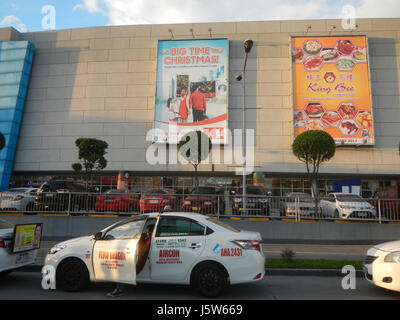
[0,19,399,176]
[2,215,400,244]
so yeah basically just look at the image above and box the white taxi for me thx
[364,240,400,292]
[44,212,265,297]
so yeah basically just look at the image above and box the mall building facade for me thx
[0,18,399,197]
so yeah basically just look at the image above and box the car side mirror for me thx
[94,232,103,240]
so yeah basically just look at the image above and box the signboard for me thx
[291,35,374,145]
[153,38,229,144]
[12,223,43,253]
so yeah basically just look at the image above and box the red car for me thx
[181,186,225,215]
[139,188,178,213]
[94,189,140,213]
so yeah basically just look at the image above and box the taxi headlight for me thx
[49,244,66,254]
[384,251,400,263]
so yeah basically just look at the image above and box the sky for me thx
[0,0,400,33]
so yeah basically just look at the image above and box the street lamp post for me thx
[235,39,253,215]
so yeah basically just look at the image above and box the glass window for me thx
[156,217,205,237]
[0,219,12,229]
[103,219,146,240]
[206,218,240,233]
[237,186,264,195]
[336,194,364,202]
[191,187,216,195]
[8,188,29,192]
[146,189,167,195]
[106,189,127,195]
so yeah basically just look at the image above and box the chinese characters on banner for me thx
[153,39,229,144]
[291,36,374,145]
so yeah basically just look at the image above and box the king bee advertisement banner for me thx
[153,38,229,145]
[291,35,374,145]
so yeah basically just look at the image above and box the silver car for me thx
[279,192,316,217]
[0,187,38,212]
[319,193,376,219]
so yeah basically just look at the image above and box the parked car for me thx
[34,180,95,213]
[44,212,265,297]
[0,218,41,277]
[95,189,140,213]
[279,192,316,217]
[139,188,178,213]
[0,188,38,212]
[319,193,376,219]
[364,240,400,292]
[232,186,270,215]
[181,186,225,215]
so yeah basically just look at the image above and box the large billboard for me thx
[153,38,228,144]
[291,35,374,145]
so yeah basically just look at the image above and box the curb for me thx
[265,268,364,277]
[17,265,364,277]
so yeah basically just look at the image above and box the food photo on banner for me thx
[291,35,375,146]
[153,38,228,144]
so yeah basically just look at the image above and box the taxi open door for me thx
[92,218,146,285]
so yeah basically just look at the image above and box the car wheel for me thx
[192,262,228,298]
[56,258,90,292]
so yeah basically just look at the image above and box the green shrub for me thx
[281,248,296,262]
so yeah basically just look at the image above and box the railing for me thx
[0,191,399,223]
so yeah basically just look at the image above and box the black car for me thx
[34,180,96,214]
[232,186,270,215]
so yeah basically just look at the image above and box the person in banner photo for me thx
[33,224,42,249]
[166,97,180,123]
[178,88,189,123]
[189,84,207,122]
